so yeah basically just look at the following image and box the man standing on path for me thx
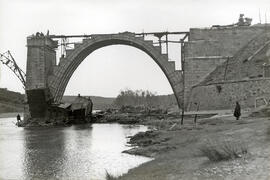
[234,101,241,120]
[16,114,21,125]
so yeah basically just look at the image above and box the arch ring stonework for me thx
[47,32,183,108]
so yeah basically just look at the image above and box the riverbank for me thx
[2,109,270,179]
[0,112,23,118]
[116,110,270,179]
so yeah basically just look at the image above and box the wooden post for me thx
[194,102,200,124]
[181,40,185,125]
[166,34,169,54]
[158,37,162,48]
[223,56,230,80]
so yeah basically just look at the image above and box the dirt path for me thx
[118,114,270,180]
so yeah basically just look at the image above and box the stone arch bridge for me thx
[26,32,185,118]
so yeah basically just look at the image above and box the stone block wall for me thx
[188,78,270,111]
[183,25,270,108]
[26,36,57,90]
[184,57,227,92]
[240,43,270,79]
[184,26,270,87]
[26,36,58,118]
[26,88,50,118]
[186,26,267,58]
[26,44,46,89]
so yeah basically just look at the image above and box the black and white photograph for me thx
[0,0,270,179]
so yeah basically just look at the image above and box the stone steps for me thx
[161,53,168,59]
[74,43,82,49]
[65,49,74,57]
[168,61,176,70]
[153,46,161,53]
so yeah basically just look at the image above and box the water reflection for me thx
[22,127,66,180]
[0,118,151,180]
[0,118,24,179]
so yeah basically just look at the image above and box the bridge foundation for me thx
[25,35,58,119]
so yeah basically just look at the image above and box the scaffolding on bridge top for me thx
[46,31,189,63]
[47,31,189,39]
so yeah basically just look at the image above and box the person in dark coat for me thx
[16,114,21,126]
[233,101,241,120]
[17,114,21,121]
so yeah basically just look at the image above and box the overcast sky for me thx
[0,0,269,97]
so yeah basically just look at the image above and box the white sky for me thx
[0,0,269,97]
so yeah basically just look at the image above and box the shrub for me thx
[105,171,118,180]
[113,88,177,109]
[200,139,247,161]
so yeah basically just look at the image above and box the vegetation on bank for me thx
[113,89,177,109]
[62,89,177,111]
[199,139,248,161]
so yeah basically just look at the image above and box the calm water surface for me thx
[0,117,152,180]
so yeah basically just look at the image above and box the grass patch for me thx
[200,139,248,162]
[105,170,118,180]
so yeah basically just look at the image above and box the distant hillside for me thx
[62,95,115,110]
[63,94,177,110]
[0,88,24,113]
[0,88,177,113]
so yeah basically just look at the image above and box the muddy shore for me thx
[114,110,270,180]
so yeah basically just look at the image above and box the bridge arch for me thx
[48,32,183,108]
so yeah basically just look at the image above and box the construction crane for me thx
[0,50,26,88]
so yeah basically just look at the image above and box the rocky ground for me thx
[112,108,270,180]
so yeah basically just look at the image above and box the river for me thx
[0,117,152,180]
